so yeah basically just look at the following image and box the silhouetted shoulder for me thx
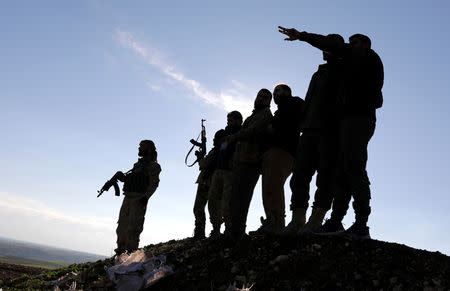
[148,161,162,174]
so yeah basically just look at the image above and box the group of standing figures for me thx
[193,27,384,242]
[111,26,384,255]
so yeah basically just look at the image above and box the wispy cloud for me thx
[115,29,254,115]
[0,192,114,231]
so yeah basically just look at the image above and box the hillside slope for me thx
[0,237,107,264]
[1,233,449,290]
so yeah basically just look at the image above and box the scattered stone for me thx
[390,277,398,285]
[312,244,322,250]
[274,255,289,264]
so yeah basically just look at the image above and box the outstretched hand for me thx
[278,26,302,41]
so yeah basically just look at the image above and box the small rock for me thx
[275,255,289,264]
[231,265,240,274]
[432,278,442,287]
[312,244,322,250]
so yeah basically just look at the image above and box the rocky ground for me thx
[0,263,47,281]
[1,233,449,290]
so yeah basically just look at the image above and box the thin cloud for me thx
[115,29,253,115]
[0,192,114,231]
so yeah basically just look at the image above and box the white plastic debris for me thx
[106,250,174,291]
[50,271,79,290]
[226,282,254,291]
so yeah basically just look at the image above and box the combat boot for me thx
[299,207,327,234]
[249,216,271,235]
[344,222,371,239]
[318,218,344,234]
[209,225,221,237]
[193,224,205,240]
[280,208,306,236]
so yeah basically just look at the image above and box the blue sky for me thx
[0,1,449,256]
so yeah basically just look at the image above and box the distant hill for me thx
[0,237,107,267]
[1,233,449,290]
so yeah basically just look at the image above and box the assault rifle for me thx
[97,170,131,198]
[185,119,207,167]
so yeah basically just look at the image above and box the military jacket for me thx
[233,107,273,164]
[300,32,384,119]
[123,158,161,199]
[195,147,218,186]
[302,63,342,131]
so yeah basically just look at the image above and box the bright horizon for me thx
[1,1,449,256]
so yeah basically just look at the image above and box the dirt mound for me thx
[1,233,449,290]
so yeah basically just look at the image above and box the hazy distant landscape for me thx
[0,237,107,269]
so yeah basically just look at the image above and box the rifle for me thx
[97,170,131,198]
[185,119,207,167]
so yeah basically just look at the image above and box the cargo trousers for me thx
[330,116,376,225]
[208,169,233,230]
[116,193,148,253]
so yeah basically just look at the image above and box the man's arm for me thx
[232,108,273,142]
[278,26,349,56]
[198,147,217,170]
[144,162,161,200]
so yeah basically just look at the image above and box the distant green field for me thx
[0,255,71,270]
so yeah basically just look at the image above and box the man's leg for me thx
[221,170,234,231]
[126,197,148,252]
[261,147,294,232]
[208,170,224,235]
[304,130,339,232]
[345,117,375,227]
[116,197,131,254]
[329,121,352,224]
[229,163,260,239]
[284,133,318,233]
[193,183,209,239]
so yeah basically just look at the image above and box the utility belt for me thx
[123,170,149,193]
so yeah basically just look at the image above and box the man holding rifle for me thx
[114,140,161,255]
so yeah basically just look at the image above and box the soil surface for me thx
[1,233,449,290]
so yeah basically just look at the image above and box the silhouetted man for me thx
[208,111,243,236]
[256,84,304,234]
[283,34,344,235]
[279,27,384,238]
[116,140,161,255]
[193,129,227,239]
[226,89,273,240]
